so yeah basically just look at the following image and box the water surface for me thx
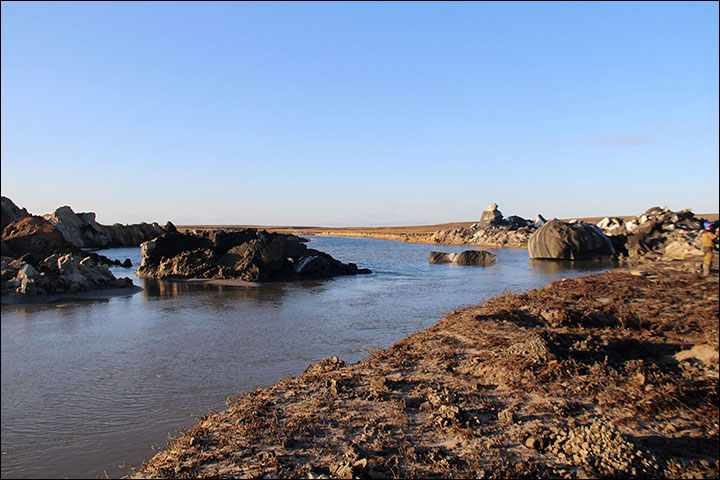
[1,236,610,478]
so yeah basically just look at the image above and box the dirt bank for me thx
[132,261,719,479]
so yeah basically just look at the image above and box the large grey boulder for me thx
[429,250,496,266]
[528,220,615,260]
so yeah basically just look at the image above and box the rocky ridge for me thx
[1,197,155,299]
[1,196,167,250]
[361,203,715,265]
[307,204,715,264]
[402,203,542,248]
[43,204,166,249]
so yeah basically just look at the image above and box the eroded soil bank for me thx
[133,262,718,479]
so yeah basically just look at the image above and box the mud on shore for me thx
[133,262,718,479]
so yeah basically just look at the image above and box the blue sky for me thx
[1,2,718,226]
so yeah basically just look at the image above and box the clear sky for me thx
[1,1,718,226]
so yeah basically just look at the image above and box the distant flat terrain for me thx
[179,213,719,236]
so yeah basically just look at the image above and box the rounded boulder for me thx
[528,220,615,260]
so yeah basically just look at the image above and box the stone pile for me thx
[594,207,713,261]
[596,217,626,236]
[425,203,542,248]
[1,253,133,297]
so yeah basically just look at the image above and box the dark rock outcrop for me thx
[200,229,259,254]
[506,215,533,230]
[1,196,30,231]
[528,220,615,260]
[103,221,167,248]
[140,232,213,267]
[80,251,133,269]
[138,229,370,282]
[429,250,497,266]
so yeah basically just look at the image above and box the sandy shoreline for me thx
[132,260,719,478]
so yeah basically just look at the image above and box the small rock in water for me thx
[428,250,496,266]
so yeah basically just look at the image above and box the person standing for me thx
[699,222,718,277]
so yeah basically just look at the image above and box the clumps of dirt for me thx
[131,262,719,479]
[366,376,391,400]
[507,333,554,364]
[526,420,659,477]
[304,356,347,376]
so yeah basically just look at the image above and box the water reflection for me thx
[529,258,615,275]
[140,278,293,307]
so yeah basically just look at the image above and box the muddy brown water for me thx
[1,236,611,479]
